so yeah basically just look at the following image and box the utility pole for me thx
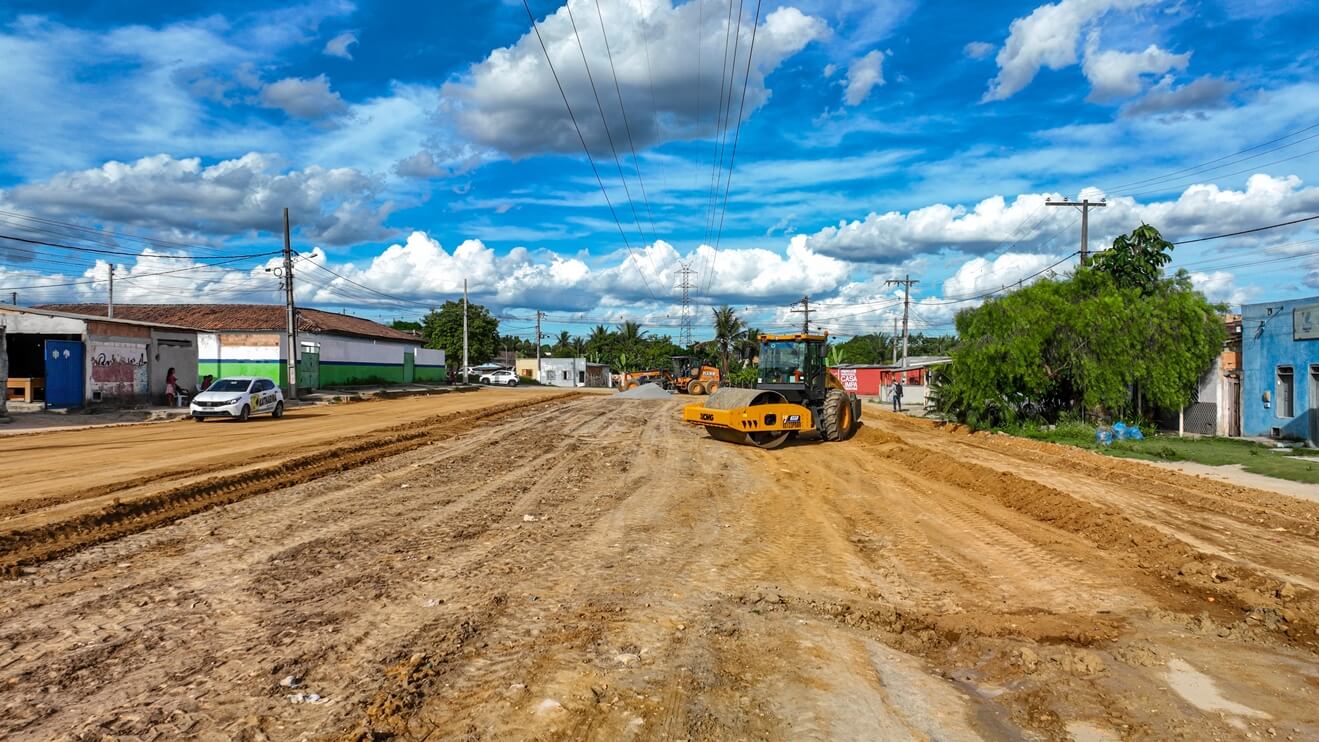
[11,292,16,306]
[1046,196,1106,266]
[892,317,898,364]
[790,295,812,333]
[282,207,299,399]
[107,264,115,318]
[677,262,696,348]
[885,274,919,369]
[462,278,469,384]
[535,311,546,382]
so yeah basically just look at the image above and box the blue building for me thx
[1241,297,1319,445]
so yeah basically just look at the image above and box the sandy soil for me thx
[1146,461,1319,504]
[0,397,1316,740]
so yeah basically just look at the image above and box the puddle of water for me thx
[1066,721,1121,742]
[1165,659,1270,719]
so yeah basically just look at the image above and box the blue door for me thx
[44,340,84,408]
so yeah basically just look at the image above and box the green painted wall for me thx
[415,365,446,382]
[198,360,285,387]
[318,362,405,386]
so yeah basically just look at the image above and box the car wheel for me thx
[508,379,516,386]
[237,404,250,422]
[272,401,284,419]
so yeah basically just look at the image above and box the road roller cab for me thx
[682,333,861,449]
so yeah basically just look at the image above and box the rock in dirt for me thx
[279,675,302,688]
[1276,582,1297,601]
[1011,647,1040,673]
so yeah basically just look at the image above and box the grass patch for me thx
[1008,422,1319,485]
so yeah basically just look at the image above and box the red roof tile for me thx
[36,303,419,343]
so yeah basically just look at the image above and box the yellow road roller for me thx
[682,333,860,449]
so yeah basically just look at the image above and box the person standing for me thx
[165,367,180,407]
[891,379,903,412]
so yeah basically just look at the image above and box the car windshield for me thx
[759,340,807,384]
[207,379,252,393]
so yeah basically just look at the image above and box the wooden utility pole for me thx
[1046,197,1106,266]
[885,275,919,369]
[282,208,299,399]
[790,295,812,333]
[892,317,898,364]
[107,264,115,318]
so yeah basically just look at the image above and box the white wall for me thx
[87,340,149,400]
[415,347,445,366]
[301,333,417,365]
[539,357,587,387]
[0,309,84,334]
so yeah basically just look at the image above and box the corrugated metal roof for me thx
[35,303,418,343]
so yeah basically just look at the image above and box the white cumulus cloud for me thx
[984,0,1155,102]
[259,74,348,119]
[1081,32,1188,101]
[323,31,358,60]
[441,0,827,158]
[843,50,886,106]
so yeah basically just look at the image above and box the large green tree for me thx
[420,300,500,367]
[935,266,1225,428]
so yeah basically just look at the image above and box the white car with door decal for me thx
[190,376,286,422]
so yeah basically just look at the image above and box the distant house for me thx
[1,305,199,407]
[1241,297,1319,445]
[830,356,951,406]
[1157,314,1242,437]
[517,357,612,387]
[37,304,444,392]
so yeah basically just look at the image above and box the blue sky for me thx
[1,0,1317,342]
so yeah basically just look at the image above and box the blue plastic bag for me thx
[1095,428,1113,446]
[1112,421,1128,439]
[1125,425,1144,441]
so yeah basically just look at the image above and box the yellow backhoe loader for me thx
[670,355,721,395]
[682,332,860,449]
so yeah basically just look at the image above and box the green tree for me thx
[1090,223,1174,293]
[825,344,846,368]
[391,319,423,334]
[935,268,1224,428]
[711,305,746,376]
[551,330,574,357]
[420,300,500,367]
[586,324,614,362]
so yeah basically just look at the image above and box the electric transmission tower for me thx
[678,262,696,348]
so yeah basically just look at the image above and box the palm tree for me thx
[711,305,746,377]
[616,321,645,347]
[586,324,613,363]
[554,331,572,354]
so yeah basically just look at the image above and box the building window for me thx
[578,371,585,383]
[561,370,569,380]
[1277,366,1295,418]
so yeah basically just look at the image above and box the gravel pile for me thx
[615,383,673,400]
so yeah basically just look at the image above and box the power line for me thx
[707,0,762,293]
[593,0,660,244]
[564,1,653,255]
[0,253,275,292]
[519,0,659,302]
[1100,122,1319,192]
[1170,214,1319,245]
[0,232,279,262]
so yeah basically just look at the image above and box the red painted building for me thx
[829,356,950,399]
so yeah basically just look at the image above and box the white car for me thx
[479,369,519,386]
[191,376,285,422]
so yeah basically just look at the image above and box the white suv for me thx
[479,369,519,386]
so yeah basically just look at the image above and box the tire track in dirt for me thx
[0,393,580,575]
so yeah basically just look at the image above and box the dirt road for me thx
[1,396,1316,740]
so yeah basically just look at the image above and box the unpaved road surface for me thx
[1,396,1316,740]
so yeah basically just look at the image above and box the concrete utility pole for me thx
[107,264,115,318]
[790,295,812,333]
[462,278,469,384]
[10,292,16,306]
[892,317,899,364]
[1047,197,1106,266]
[282,208,299,399]
[885,274,919,369]
[677,262,696,348]
[535,311,546,381]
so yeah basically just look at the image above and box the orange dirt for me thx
[0,398,1315,740]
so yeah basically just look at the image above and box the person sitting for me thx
[166,367,181,407]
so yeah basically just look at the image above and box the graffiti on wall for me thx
[89,341,149,399]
